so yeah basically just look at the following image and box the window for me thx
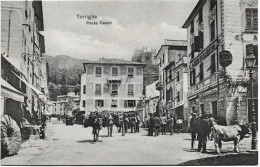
[128,84,134,96]
[162,54,165,64]
[200,63,204,81]
[95,84,102,95]
[166,89,172,101]
[112,67,118,76]
[210,21,215,42]
[111,100,117,108]
[96,67,102,77]
[246,8,258,30]
[83,100,85,107]
[168,69,172,81]
[190,68,196,86]
[128,67,134,78]
[190,20,194,33]
[200,104,205,115]
[60,108,62,111]
[176,71,180,82]
[124,100,136,108]
[95,100,104,107]
[246,44,258,66]
[210,54,216,74]
[199,8,203,23]
[210,0,217,10]
[177,91,180,102]
[111,84,118,96]
[83,85,86,94]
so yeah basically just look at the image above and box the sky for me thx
[42,0,198,61]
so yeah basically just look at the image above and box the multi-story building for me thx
[52,100,68,115]
[155,39,188,129]
[80,58,145,117]
[1,1,48,124]
[182,0,258,125]
[144,80,160,121]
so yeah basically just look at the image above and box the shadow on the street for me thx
[178,152,258,165]
[182,148,218,154]
[76,139,103,144]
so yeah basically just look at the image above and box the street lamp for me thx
[245,53,257,150]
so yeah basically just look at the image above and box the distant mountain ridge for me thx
[46,55,88,70]
[46,55,88,85]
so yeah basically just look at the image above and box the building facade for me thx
[144,80,160,122]
[155,39,188,129]
[1,0,48,124]
[182,0,258,125]
[80,58,145,117]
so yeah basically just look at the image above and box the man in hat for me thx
[154,113,161,137]
[148,113,154,136]
[190,113,197,149]
[168,114,175,135]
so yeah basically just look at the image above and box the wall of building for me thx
[80,64,144,115]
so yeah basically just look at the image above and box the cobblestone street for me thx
[1,118,257,165]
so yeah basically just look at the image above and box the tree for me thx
[60,85,69,95]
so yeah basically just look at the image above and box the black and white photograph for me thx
[0,0,258,165]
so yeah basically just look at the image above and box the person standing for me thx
[148,113,154,136]
[160,114,167,135]
[190,113,197,149]
[154,114,161,137]
[135,114,140,133]
[168,114,175,135]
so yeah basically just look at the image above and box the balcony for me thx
[156,82,164,90]
[188,73,220,96]
[107,75,122,83]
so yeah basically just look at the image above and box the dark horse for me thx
[83,113,102,142]
[192,114,212,153]
[112,114,123,132]
[93,117,102,142]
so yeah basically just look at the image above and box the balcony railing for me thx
[107,75,122,83]
[188,73,219,96]
[156,82,164,90]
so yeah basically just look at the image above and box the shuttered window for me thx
[200,63,204,81]
[112,67,118,76]
[95,84,101,95]
[95,100,104,107]
[128,84,134,96]
[128,67,134,78]
[211,53,216,74]
[124,100,136,108]
[111,100,117,108]
[190,68,196,86]
[246,8,258,30]
[82,100,85,107]
[83,85,86,94]
[210,21,215,42]
[111,84,118,95]
[190,20,194,33]
[96,67,102,77]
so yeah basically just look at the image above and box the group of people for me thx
[147,113,178,136]
[119,114,141,133]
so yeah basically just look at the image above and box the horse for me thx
[93,117,102,142]
[209,118,251,154]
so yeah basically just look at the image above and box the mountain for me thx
[46,55,88,86]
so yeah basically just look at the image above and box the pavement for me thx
[1,118,258,165]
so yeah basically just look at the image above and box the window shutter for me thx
[124,100,127,108]
[246,44,253,55]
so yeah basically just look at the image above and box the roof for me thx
[182,0,206,28]
[83,58,146,70]
[155,40,188,59]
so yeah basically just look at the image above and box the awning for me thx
[12,72,44,96]
[188,94,198,100]
[1,79,25,102]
